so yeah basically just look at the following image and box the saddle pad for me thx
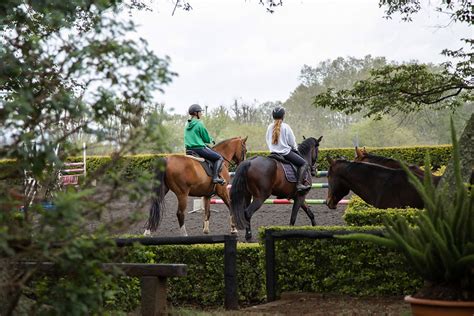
[280,162,311,185]
[199,160,213,177]
[185,154,204,162]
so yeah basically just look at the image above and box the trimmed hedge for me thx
[314,145,451,171]
[109,226,422,310]
[344,196,421,226]
[258,226,422,298]
[0,145,451,181]
[112,242,265,311]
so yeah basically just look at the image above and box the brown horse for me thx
[230,136,323,241]
[146,136,248,236]
[354,147,441,186]
[326,157,424,210]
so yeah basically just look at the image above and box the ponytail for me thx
[272,119,283,145]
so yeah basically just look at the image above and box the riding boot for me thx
[296,163,311,192]
[211,158,225,185]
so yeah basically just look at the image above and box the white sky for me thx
[129,0,471,114]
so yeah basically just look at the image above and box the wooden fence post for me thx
[224,234,238,310]
[265,230,276,302]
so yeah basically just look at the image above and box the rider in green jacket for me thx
[184,104,225,184]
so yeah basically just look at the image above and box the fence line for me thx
[115,235,238,310]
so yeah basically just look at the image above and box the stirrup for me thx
[212,177,225,185]
[296,183,311,192]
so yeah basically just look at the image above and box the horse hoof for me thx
[143,229,151,236]
[203,229,209,234]
[230,228,238,235]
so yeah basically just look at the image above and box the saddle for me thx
[267,153,311,184]
[185,150,221,178]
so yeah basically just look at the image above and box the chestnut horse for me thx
[326,157,424,210]
[146,136,248,236]
[354,147,441,186]
[230,136,322,241]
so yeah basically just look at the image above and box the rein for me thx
[222,141,247,169]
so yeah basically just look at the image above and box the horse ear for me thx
[317,136,323,142]
[242,136,248,143]
[355,146,363,158]
[302,135,306,140]
[362,147,367,154]
[326,156,335,166]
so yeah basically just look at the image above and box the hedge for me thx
[111,242,265,311]
[108,226,422,311]
[0,144,452,181]
[257,226,421,298]
[343,196,421,226]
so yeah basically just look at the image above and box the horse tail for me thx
[147,158,168,231]
[230,160,252,230]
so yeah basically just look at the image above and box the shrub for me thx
[344,196,420,226]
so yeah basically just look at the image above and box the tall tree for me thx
[313,0,473,188]
[0,0,173,313]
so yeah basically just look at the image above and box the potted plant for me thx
[339,121,474,315]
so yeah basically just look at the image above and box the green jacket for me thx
[184,118,214,149]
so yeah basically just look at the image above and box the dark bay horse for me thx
[230,136,323,241]
[326,157,424,210]
[146,136,248,236]
[354,147,441,186]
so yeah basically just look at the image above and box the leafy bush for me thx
[344,196,420,226]
[1,144,451,180]
[111,242,265,310]
[258,226,422,297]
[339,121,474,300]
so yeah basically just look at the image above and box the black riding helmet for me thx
[272,106,285,119]
[188,104,203,115]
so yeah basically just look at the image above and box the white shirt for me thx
[266,122,298,155]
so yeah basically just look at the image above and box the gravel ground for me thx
[106,175,349,242]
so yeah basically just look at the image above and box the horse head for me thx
[232,136,248,165]
[354,146,367,161]
[214,136,248,166]
[298,135,323,176]
[326,156,350,209]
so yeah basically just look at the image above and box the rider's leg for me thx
[211,158,225,184]
[284,150,311,191]
[193,147,225,184]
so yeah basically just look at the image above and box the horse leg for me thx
[176,194,189,236]
[216,186,238,234]
[202,197,211,234]
[289,195,305,226]
[244,197,266,241]
[301,202,316,226]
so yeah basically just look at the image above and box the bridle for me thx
[222,139,247,168]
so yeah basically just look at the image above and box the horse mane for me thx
[341,159,422,179]
[213,137,239,148]
[362,152,399,164]
[298,137,318,156]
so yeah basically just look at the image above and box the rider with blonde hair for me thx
[184,104,225,185]
[266,107,310,191]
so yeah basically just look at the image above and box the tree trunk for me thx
[438,112,474,195]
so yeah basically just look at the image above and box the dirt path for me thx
[107,176,348,242]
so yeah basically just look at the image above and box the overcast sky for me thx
[129,0,471,114]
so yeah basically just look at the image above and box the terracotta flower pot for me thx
[405,295,474,316]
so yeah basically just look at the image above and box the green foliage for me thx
[112,243,265,309]
[339,120,474,300]
[314,64,471,119]
[0,0,172,314]
[0,144,452,181]
[344,196,420,226]
[258,226,422,297]
[317,145,451,171]
[104,229,423,310]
